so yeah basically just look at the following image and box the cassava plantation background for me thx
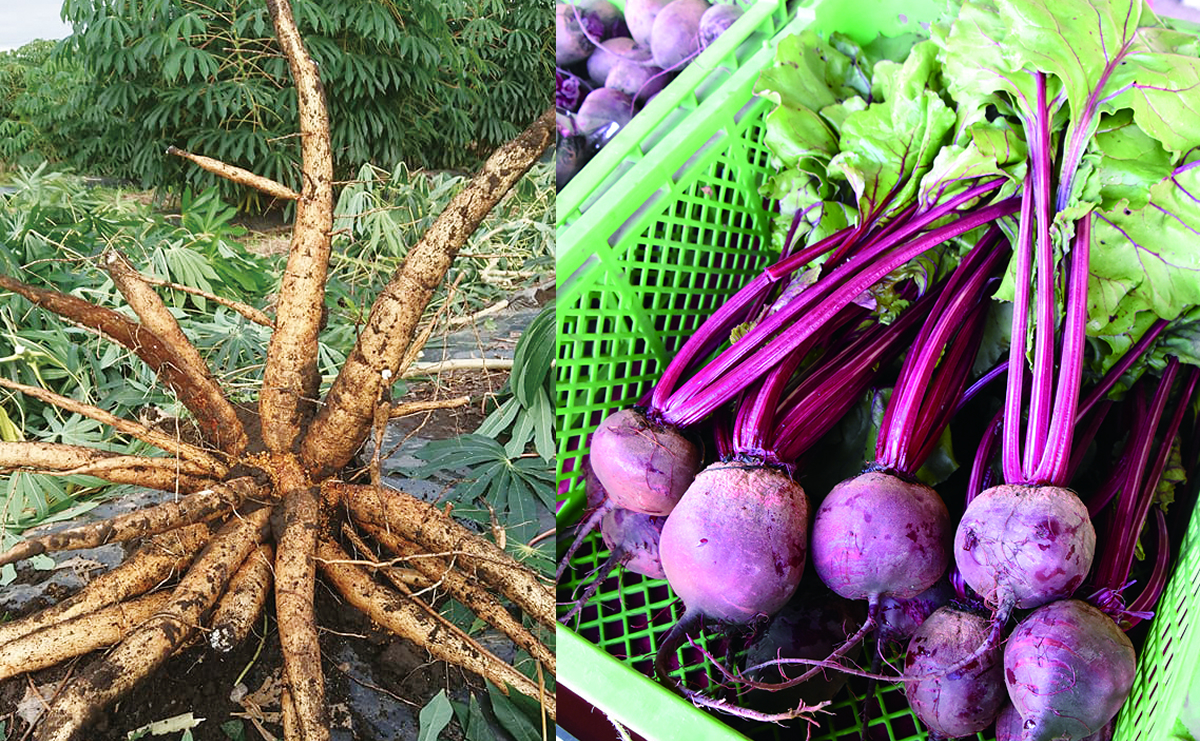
[0,0,555,739]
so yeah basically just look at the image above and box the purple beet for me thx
[588,407,702,516]
[955,484,1096,616]
[1003,599,1135,741]
[812,471,951,607]
[601,506,665,579]
[659,461,808,625]
[904,606,1006,739]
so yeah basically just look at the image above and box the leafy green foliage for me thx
[403,434,554,551]
[417,690,454,741]
[323,160,554,355]
[476,305,554,460]
[40,0,551,208]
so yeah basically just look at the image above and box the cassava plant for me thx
[0,1,555,739]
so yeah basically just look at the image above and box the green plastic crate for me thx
[555,0,1200,738]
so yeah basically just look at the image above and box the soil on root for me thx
[0,580,477,740]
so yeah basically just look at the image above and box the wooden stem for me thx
[167,145,300,201]
[0,524,210,646]
[0,477,261,567]
[0,273,246,453]
[318,540,555,718]
[257,0,335,455]
[0,377,226,471]
[337,482,553,628]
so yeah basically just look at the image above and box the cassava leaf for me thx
[417,690,454,741]
[486,683,540,741]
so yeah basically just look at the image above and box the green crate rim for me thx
[555,0,1200,737]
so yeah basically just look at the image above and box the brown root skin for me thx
[0,524,210,646]
[300,107,555,478]
[166,146,299,201]
[337,482,554,628]
[317,540,556,719]
[357,519,555,672]
[0,477,261,567]
[0,377,226,471]
[0,440,115,472]
[258,0,334,456]
[209,543,275,652]
[0,591,173,681]
[0,273,246,454]
[34,506,271,741]
[273,486,329,741]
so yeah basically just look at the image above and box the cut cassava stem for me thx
[317,540,555,718]
[0,477,261,567]
[101,248,236,425]
[166,146,300,201]
[0,273,246,453]
[258,0,335,455]
[209,543,275,652]
[138,273,275,327]
[34,506,271,741]
[300,107,555,478]
[337,482,554,628]
[0,524,210,646]
[0,591,173,681]
[357,519,555,672]
[0,378,225,471]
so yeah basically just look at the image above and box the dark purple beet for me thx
[1003,599,1135,741]
[878,578,954,648]
[659,461,808,624]
[743,589,863,707]
[955,484,1096,613]
[904,606,1005,738]
[589,408,702,516]
[812,470,950,604]
[600,506,665,579]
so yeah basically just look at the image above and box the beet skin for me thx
[1004,599,1135,741]
[659,461,808,624]
[904,606,1006,738]
[589,408,702,516]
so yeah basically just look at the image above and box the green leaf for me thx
[487,683,540,741]
[511,304,553,408]
[1087,165,1200,338]
[417,690,454,741]
[827,41,957,219]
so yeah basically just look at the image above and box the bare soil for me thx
[0,369,508,741]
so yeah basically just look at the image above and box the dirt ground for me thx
[0,369,516,741]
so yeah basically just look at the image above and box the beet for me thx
[904,606,1006,739]
[556,3,603,66]
[743,589,863,708]
[699,3,744,47]
[606,58,668,103]
[649,0,711,70]
[600,506,665,579]
[588,407,702,516]
[1003,599,1135,741]
[955,484,1096,614]
[573,87,636,137]
[878,578,954,648]
[659,461,808,624]
[812,470,950,605]
[586,37,650,87]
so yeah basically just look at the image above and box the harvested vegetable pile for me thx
[558,0,1200,738]
[555,0,746,189]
